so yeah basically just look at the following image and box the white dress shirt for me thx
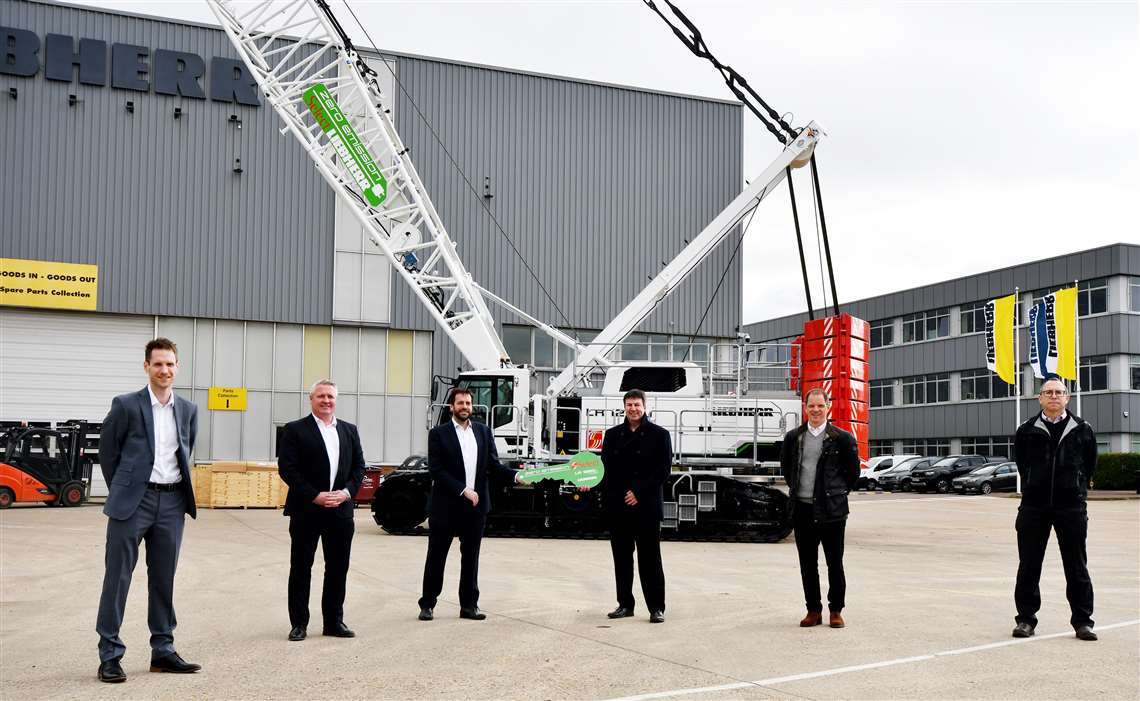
[1042,411,1068,424]
[453,418,478,494]
[148,386,181,484]
[807,421,828,438]
[312,413,341,491]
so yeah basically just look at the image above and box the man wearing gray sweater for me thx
[780,389,861,628]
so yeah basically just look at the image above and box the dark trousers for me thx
[96,487,186,662]
[609,518,666,613]
[419,511,486,610]
[792,504,847,613]
[1014,505,1094,628]
[287,512,355,628]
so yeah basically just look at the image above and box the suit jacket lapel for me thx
[444,422,464,478]
[305,415,331,474]
[473,423,485,476]
[334,422,349,485]
[138,387,156,457]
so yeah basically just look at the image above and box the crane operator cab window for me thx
[445,377,515,428]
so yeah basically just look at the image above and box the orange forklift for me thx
[0,422,93,508]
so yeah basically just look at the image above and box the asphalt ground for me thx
[1,491,1137,700]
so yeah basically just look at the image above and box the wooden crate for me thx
[193,461,286,509]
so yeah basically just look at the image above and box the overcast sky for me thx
[69,0,1140,325]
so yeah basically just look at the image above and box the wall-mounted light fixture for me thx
[8,87,16,100]
[125,100,134,114]
[228,114,242,130]
[174,106,183,119]
[483,175,494,200]
[68,94,79,106]
[233,157,243,174]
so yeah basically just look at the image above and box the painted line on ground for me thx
[602,619,1140,701]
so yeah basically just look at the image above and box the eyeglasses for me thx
[1040,390,1068,397]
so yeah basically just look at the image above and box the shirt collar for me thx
[452,418,472,432]
[312,413,337,428]
[148,386,173,408]
[1041,411,1068,424]
[807,421,828,437]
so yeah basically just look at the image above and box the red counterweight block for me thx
[802,313,869,343]
[799,313,871,464]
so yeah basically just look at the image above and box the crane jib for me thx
[303,83,388,207]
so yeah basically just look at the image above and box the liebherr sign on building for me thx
[1,26,262,105]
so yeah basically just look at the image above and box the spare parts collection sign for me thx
[0,258,98,311]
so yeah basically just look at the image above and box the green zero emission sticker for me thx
[518,451,604,488]
[303,83,388,207]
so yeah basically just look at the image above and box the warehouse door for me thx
[0,308,154,422]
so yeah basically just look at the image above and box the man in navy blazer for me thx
[96,338,200,683]
[417,387,520,621]
[277,379,366,642]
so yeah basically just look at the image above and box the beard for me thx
[453,407,472,421]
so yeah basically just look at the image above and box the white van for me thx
[857,454,920,490]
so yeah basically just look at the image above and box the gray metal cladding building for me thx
[0,0,746,472]
[746,243,1140,456]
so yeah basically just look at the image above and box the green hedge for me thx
[1091,453,1140,490]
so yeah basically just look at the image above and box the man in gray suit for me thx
[95,338,200,683]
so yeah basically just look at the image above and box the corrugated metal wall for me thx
[1,0,335,324]
[393,56,744,374]
[4,0,745,376]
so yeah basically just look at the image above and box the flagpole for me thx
[1074,279,1082,416]
[1014,287,1022,495]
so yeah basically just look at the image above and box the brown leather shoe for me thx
[829,611,845,628]
[799,611,822,627]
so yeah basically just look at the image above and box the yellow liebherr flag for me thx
[1053,287,1078,380]
[985,294,1016,384]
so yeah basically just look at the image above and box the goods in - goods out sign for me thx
[0,258,97,311]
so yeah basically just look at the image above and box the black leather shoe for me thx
[288,626,307,641]
[418,607,434,621]
[1011,622,1035,638]
[607,606,635,619]
[322,621,355,638]
[459,607,487,620]
[150,652,201,673]
[1075,625,1098,641]
[650,610,665,624]
[98,657,126,683]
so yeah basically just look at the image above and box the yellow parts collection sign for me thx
[208,387,248,411]
[0,258,98,311]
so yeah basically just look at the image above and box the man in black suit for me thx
[600,389,672,623]
[277,379,366,642]
[417,387,520,621]
[96,338,200,683]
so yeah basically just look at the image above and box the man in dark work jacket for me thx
[780,388,860,629]
[600,389,672,623]
[1011,375,1098,641]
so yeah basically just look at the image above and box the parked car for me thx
[952,462,1018,494]
[910,455,992,494]
[857,454,920,490]
[876,457,934,492]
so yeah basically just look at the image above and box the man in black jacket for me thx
[600,389,672,623]
[417,388,520,621]
[780,388,860,629]
[277,380,367,642]
[1012,376,1098,641]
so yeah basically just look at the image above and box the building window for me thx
[960,436,1014,460]
[870,319,894,348]
[902,373,950,405]
[901,438,951,457]
[1130,277,1140,313]
[1132,357,1140,391]
[1096,439,1110,455]
[960,368,1012,400]
[1131,435,1140,453]
[870,379,894,408]
[503,325,532,364]
[1078,278,1107,317]
[1079,356,1108,391]
[901,309,949,343]
[869,439,894,457]
[960,302,987,335]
